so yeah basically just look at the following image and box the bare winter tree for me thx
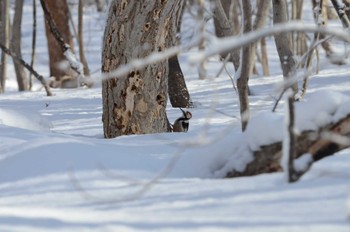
[168,4,192,108]
[272,0,298,94]
[78,0,90,76]
[102,0,184,138]
[236,0,253,131]
[12,0,28,91]
[43,0,77,88]
[212,0,240,70]
[29,0,37,90]
[0,0,10,93]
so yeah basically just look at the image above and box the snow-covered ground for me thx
[0,2,349,231]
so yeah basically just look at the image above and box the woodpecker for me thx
[172,108,192,132]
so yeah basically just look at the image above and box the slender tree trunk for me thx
[194,0,207,79]
[237,0,253,131]
[292,0,308,56]
[102,0,184,138]
[213,0,240,70]
[0,0,10,93]
[252,0,270,75]
[272,0,298,93]
[260,37,270,76]
[78,0,90,76]
[29,0,37,90]
[12,0,28,91]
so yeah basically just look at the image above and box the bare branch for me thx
[0,42,52,96]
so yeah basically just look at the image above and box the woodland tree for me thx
[168,4,192,108]
[12,0,28,91]
[236,0,253,131]
[44,0,76,88]
[102,0,184,138]
[0,0,10,93]
[272,0,298,93]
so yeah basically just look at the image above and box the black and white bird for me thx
[172,108,192,132]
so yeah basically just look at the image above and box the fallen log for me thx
[222,92,350,180]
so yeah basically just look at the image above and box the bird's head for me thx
[180,108,192,120]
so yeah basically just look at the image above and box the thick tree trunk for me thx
[102,0,184,138]
[11,0,28,91]
[272,0,298,93]
[226,113,350,179]
[0,0,10,93]
[44,0,75,84]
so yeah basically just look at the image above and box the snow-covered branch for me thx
[191,22,350,63]
[102,22,350,82]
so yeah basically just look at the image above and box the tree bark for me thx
[168,4,192,108]
[226,113,350,179]
[0,0,10,93]
[168,56,192,108]
[272,0,298,93]
[331,0,350,27]
[237,0,253,131]
[252,0,270,76]
[213,0,240,70]
[102,0,184,138]
[29,0,37,90]
[11,0,28,91]
[78,0,90,76]
[43,0,75,84]
[260,37,270,76]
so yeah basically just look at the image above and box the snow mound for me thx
[0,108,52,131]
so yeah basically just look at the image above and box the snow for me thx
[294,153,313,173]
[0,1,350,231]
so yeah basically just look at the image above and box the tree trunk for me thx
[291,0,308,56]
[0,0,10,93]
[29,0,37,90]
[213,0,240,70]
[272,0,298,93]
[252,0,270,76]
[237,0,253,131]
[260,37,270,76]
[44,0,75,84]
[95,0,105,12]
[11,0,28,91]
[102,0,184,138]
[78,0,90,76]
[168,4,191,108]
[168,56,192,108]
